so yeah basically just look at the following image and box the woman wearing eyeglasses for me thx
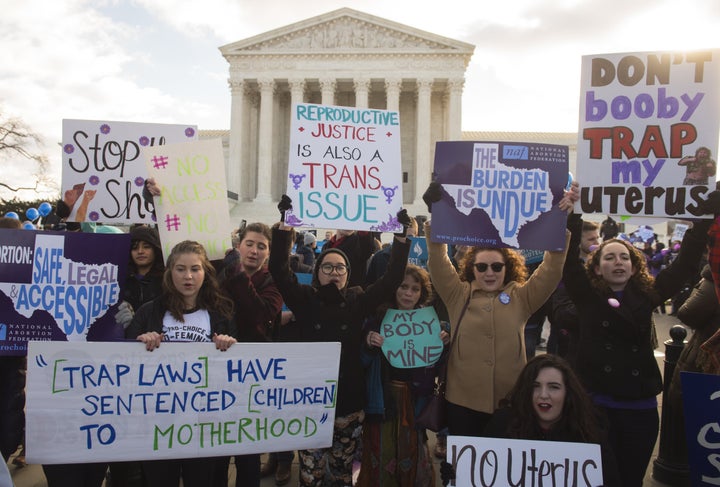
[422,181,577,438]
[269,196,411,487]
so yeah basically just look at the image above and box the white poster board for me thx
[61,120,197,224]
[145,139,233,260]
[285,103,403,232]
[577,49,720,219]
[26,341,340,463]
[448,435,603,486]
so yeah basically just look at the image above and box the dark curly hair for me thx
[459,247,528,285]
[162,240,234,322]
[585,238,655,295]
[502,354,602,443]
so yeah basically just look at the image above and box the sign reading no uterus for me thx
[145,139,232,260]
[284,103,403,232]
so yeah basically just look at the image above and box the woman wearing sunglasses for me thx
[422,181,578,438]
[269,196,411,487]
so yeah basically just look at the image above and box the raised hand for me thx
[278,194,293,222]
[422,180,443,214]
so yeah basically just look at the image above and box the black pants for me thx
[141,458,215,487]
[212,454,260,487]
[42,463,107,487]
[446,401,492,437]
[601,406,659,487]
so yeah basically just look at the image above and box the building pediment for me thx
[220,8,474,56]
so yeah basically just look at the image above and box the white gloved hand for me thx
[114,301,134,329]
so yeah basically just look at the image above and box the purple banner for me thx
[430,141,569,250]
[0,229,130,355]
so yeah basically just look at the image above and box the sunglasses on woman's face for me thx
[474,262,505,273]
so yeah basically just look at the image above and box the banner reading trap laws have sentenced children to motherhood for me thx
[448,436,603,487]
[145,139,233,261]
[284,103,403,232]
[62,120,197,225]
[429,141,570,250]
[26,341,341,463]
[577,49,720,218]
[0,229,129,356]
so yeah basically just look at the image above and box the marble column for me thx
[320,78,336,106]
[446,78,465,141]
[255,78,275,203]
[289,78,306,108]
[227,79,244,201]
[385,78,402,113]
[414,78,433,207]
[354,77,370,108]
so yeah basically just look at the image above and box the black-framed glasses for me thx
[474,262,505,273]
[320,263,348,275]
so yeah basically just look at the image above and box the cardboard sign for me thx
[61,120,197,224]
[430,141,569,250]
[26,341,341,463]
[0,229,129,355]
[285,103,403,232]
[448,435,603,486]
[145,139,233,260]
[577,50,720,218]
[380,307,443,368]
[681,371,720,486]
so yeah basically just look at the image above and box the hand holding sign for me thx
[380,307,443,368]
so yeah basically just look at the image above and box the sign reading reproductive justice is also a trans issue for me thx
[26,341,341,463]
[284,103,403,233]
[430,141,569,250]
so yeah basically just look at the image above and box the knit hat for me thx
[304,232,317,246]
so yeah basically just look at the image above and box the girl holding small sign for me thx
[357,264,450,486]
[269,195,411,487]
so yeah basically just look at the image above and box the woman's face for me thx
[532,367,566,430]
[395,275,422,310]
[317,253,348,289]
[472,250,506,293]
[594,242,634,291]
[237,231,269,276]
[131,241,155,272]
[171,252,205,307]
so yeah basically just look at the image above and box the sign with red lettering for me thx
[61,119,197,224]
[284,103,403,232]
[577,50,720,218]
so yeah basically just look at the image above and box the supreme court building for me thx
[209,8,577,224]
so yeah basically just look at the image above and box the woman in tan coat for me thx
[422,181,576,437]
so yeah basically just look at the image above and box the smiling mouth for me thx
[537,403,552,411]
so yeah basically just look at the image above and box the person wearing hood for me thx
[269,196,411,487]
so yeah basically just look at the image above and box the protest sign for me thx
[145,139,233,260]
[380,307,442,368]
[0,229,128,356]
[61,120,197,224]
[577,49,720,218]
[26,341,341,463]
[448,435,603,487]
[430,141,569,250]
[408,237,428,269]
[284,103,403,232]
[681,372,720,486]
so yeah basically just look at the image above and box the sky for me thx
[1,0,719,201]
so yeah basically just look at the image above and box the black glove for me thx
[422,181,443,214]
[278,194,293,222]
[440,460,455,486]
[394,209,412,237]
[700,189,720,216]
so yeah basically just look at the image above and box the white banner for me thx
[448,435,603,486]
[27,341,340,464]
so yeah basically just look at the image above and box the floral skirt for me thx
[356,380,435,487]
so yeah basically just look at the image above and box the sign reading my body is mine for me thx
[284,103,403,232]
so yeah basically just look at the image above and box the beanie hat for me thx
[304,233,317,246]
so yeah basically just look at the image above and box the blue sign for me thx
[681,371,720,486]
